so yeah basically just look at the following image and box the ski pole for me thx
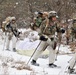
[27,21,48,64]
[55,43,61,60]
[27,41,41,65]
[3,32,7,51]
[68,52,75,63]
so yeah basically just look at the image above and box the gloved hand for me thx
[50,37,54,41]
[39,35,48,41]
[60,28,65,33]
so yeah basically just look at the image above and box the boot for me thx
[31,60,39,66]
[49,63,57,68]
[13,48,16,52]
[6,48,10,51]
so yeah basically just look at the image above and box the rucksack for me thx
[31,17,43,30]
[35,17,43,27]
[1,21,8,32]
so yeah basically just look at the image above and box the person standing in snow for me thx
[31,11,61,68]
[30,12,46,34]
[2,16,20,52]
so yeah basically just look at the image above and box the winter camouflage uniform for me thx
[3,17,18,52]
[31,11,58,67]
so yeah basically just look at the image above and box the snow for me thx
[0,29,75,75]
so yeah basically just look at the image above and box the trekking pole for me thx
[68,52,75,63]
[55,42,61,61]
[3,32,7,51]
[27,41,42,65]
[27,24,48,65]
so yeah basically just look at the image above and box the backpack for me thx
[31,17,43,30]
[35,17,43,27]
[1,21,8,32]
[40,19,56,35]
[2,17,11,32]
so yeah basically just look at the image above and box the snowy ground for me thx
[0,29,76,75]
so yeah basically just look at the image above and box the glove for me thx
[60,29,65,33]
[39,35,48,41]
[50,37,54,41]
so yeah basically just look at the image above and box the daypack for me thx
[1,21,9,32]
[34,17,43,27]
[31,17,43,30]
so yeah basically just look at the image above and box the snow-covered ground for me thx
[0,29,76,75]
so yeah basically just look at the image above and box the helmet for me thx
[11,17,16,21]
[48,11,57,18]
[49,11,57,14]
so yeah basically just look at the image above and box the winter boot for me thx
[13,48,16,52]
[49,63,57,68]
[6,49,10,51]
[31,60,39,66]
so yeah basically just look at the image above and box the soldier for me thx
[2,16,19,52]
[68,53,76,73]
[71,19,76,41]
[31,11,59,68]
[30,11,48,34]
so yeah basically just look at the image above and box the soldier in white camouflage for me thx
[2,16,20,52]
[31,11,61,68]
[30,12,48,34]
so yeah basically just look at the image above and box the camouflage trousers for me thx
[32,36,57,64]
[6,32,17,50]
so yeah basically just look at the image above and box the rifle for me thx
[6,23,20,37]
